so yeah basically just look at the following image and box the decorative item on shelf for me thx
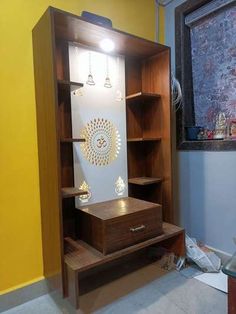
[228,119,236,139]
[78,181,91,203]
[80,118,121,166]
[197,127,205,140]
[86,52,95,85]
[72,88,83,96]
[115,176,126,196]
[213,112,227,139]
[197,128,214,140]
[206,130,214,140]
[115,90,123,101]
[104,55,112,88]
[185,126,201,141]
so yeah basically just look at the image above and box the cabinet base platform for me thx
[64,222,185,309]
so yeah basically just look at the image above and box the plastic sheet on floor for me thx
[194,270,228,293]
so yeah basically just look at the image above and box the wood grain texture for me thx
[65,222,184,272]
[52,8,168,59]
[66,265,79,309]
[128,177,162,185]
[76,197,162,254]
[60,138,85,143]
[125,59,142,95]
[125,52,171,218]
[33,7,181,307]
[141,50,173,222]
[228,277,236,314]
[61,187,88,198]
[58,88,72,139]
[60,142,74,187]
[58,80,83,91]
[55,40,70,81]
[128,181,163,205]
[62,198,76,239]
[32,9,63,293]
[104,207,162,254]
[126,92,160,101]
[77,197,159,220]
[127,137,161,142]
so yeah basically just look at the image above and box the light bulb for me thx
[99,38,115,52]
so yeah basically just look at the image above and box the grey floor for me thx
[2,264,227,314]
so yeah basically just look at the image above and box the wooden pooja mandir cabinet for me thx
[33,7,185,310]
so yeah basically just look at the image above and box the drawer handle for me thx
[130,225,146,232]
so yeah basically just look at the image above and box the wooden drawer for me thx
[76,197,162,255]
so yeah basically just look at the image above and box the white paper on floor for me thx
[194,270,228,293]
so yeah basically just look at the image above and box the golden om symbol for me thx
[96,136,107,149]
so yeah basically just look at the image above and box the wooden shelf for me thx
[128,177,162,185]
[64,223,184,272]
[60,138,86,143]
[61,187,88,198]
[58,80,83,92]
[127,137,161,142]
[126,92,160,102]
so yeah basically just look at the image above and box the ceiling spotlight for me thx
[99,38,115,52]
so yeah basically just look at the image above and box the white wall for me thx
[165,0,236,254]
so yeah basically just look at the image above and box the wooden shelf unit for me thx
[126,56,171,219]
[33,7,177,310]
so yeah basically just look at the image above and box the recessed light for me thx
[99,38,115,52]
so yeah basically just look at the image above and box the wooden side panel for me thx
[142,100,162,138]
[128,183,162,205]
[55,40,70,81]
[160,230,185,257]
[58,90,72,139]
[76,212,104,254]
[126,103,143,139]
[66,265,79,309]
[32,10,63,293]
[142,50,173,222]
[229,277,236,314]
[125,59,142,95]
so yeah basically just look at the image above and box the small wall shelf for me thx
[60,138,86,143]
[128,177,162,185]
[58,80,83,92]
[61,187,88,198]
[126,91,160,102]
[127,137,161,142]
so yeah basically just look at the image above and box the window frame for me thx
[175,0,236,151]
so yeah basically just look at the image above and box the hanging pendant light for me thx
[104,55,112,88]
[86,52,95,85]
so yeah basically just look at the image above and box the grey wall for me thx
[165,0,236,254]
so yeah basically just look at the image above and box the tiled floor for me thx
[2,264,227,314]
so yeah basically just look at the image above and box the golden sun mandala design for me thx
[80,118,121,166]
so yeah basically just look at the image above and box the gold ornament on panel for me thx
[80,118,121,166]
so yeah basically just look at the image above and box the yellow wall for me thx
[158,5,165,44]
[0,0,157,294]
